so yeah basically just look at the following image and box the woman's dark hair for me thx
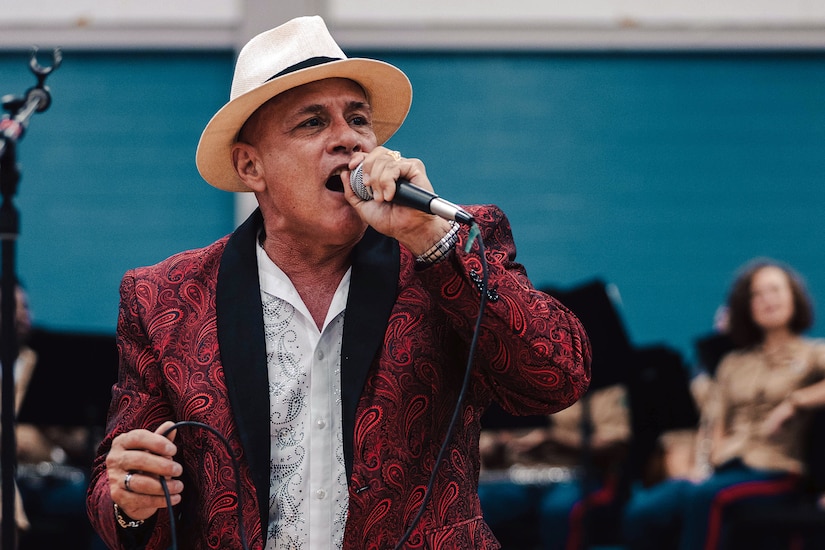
[726,258,814,349]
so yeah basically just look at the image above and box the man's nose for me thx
[329,118,362,153]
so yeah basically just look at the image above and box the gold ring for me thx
[124,472,135,492]
[386,150,402,161]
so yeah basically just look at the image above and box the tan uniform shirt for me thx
[712,338,825,474]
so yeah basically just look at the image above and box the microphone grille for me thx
[350,163,374,201]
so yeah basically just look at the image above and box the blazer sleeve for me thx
[416,204,591,416]
[86,270,174,550]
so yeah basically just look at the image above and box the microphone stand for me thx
[577,394,594,550]
[0,47,61,550]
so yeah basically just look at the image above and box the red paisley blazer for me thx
[87,205,591,550]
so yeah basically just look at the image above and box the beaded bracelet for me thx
[416,220,460,265]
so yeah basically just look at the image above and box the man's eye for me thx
[301,118,322,128]
[351,116,370,126]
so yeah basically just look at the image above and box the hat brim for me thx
[196,58,412,192]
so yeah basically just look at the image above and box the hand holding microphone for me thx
[349,150,473,225]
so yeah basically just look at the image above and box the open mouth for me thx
[325,174,344,193]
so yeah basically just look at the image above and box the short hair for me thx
[726,258,814,349]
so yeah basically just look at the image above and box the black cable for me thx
[157,476,177,550]
[393,225,489,549]
[160,421,250,550]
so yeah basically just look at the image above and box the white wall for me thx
[332,0,825,23]
[2,0,824,50]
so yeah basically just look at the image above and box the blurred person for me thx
[85,15,591,550]
[0,285,92,544]
[622,258,825,550]
[0,284,35,533]
[479,383,630,549]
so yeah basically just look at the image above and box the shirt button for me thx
[315,489,327,500]
[315,418,326,429]
[315,349,325,360]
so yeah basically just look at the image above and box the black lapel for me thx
[216,208,270,534]
[341,227,400,480]
[217,215,399,526]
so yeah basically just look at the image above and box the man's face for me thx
[243,78,378,246]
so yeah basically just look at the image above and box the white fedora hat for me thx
[196,15,412,192]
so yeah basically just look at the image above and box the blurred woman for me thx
[623,258,825,550]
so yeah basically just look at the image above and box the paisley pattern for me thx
[87,205,591,550]
[261,292,309,546]
[344,206,591,550]
[88,237,265,550]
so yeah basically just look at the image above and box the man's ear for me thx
[232,143,266,192]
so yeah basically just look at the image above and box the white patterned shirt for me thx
[257,243,350,549]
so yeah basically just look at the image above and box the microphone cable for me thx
[393,222,488,549]
[155,223,489,550]
[160,421,250,550]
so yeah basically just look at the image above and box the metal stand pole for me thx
[0,48,61,549]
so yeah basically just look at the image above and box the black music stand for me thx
[547,279,634,391]
[15,328,114,550]
[18,327,117,444]
[549,280,636,548]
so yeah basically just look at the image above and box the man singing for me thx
[87,15,591,550]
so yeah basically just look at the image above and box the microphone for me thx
[350,163,474,225]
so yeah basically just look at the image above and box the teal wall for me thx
[2,49,824,362]
[2,51,236,332]
[378,50,825,362]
